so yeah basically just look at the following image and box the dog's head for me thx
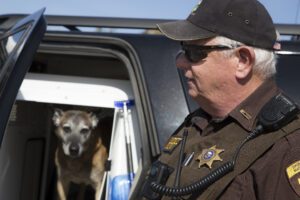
[52,109,99,158]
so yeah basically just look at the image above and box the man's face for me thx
[176,38,238,107]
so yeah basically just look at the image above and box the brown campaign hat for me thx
[157,0,277,50]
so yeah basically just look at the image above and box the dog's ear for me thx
[89,112,99,129]
[53,108,63,126]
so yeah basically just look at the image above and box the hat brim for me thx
[157,20,217,41]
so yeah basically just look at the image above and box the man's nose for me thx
[175,51,190,70]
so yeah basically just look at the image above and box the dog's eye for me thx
[80,128,89,135]
[63,126,71,133]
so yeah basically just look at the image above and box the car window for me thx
[0,26,27,74]
[0,27,27,59]
[0,9,46,144]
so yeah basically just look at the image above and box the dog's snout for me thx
[69,143,80,157]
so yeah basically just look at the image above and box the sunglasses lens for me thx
[180,44,233,63]
[185,49,207,63]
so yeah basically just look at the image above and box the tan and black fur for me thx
[53,109,108,200]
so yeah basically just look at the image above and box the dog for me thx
[53,109,108,200]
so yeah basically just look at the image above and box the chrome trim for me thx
[276,50,300,55]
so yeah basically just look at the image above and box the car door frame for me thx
[0,8,47,145]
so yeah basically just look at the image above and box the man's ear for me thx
[235,47,255,79]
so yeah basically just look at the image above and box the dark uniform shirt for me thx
[158,80,300,200]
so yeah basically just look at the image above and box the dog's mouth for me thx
[63,143,83,158]
[69,153,81,158]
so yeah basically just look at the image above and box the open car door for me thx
[0,8,46,145]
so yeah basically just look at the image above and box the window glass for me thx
[0,29,25,71]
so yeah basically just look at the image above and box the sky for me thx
[0,0,300,24]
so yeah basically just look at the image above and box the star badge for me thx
[196,145,224,169]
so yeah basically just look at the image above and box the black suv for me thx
[0,9,299,200]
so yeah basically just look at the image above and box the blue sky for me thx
[0,0,299,24]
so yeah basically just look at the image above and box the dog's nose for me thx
[69,143,80,156]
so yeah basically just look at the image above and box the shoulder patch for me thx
[286,160,300,197]
[163,136,182,154]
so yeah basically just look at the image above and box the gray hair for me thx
[213,36,277,80]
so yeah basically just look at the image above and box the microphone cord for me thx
[150,125,264,197]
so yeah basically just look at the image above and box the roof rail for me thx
[1,14,300,36]
[276,24,300,36]
[0,14,170,30]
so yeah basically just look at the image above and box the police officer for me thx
[141,0,300,199]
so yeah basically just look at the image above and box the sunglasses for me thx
[179,43,236,63]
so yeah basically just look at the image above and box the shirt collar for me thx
[229,79,279,131]
[190,109,210,131]
[191,79,279,132]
